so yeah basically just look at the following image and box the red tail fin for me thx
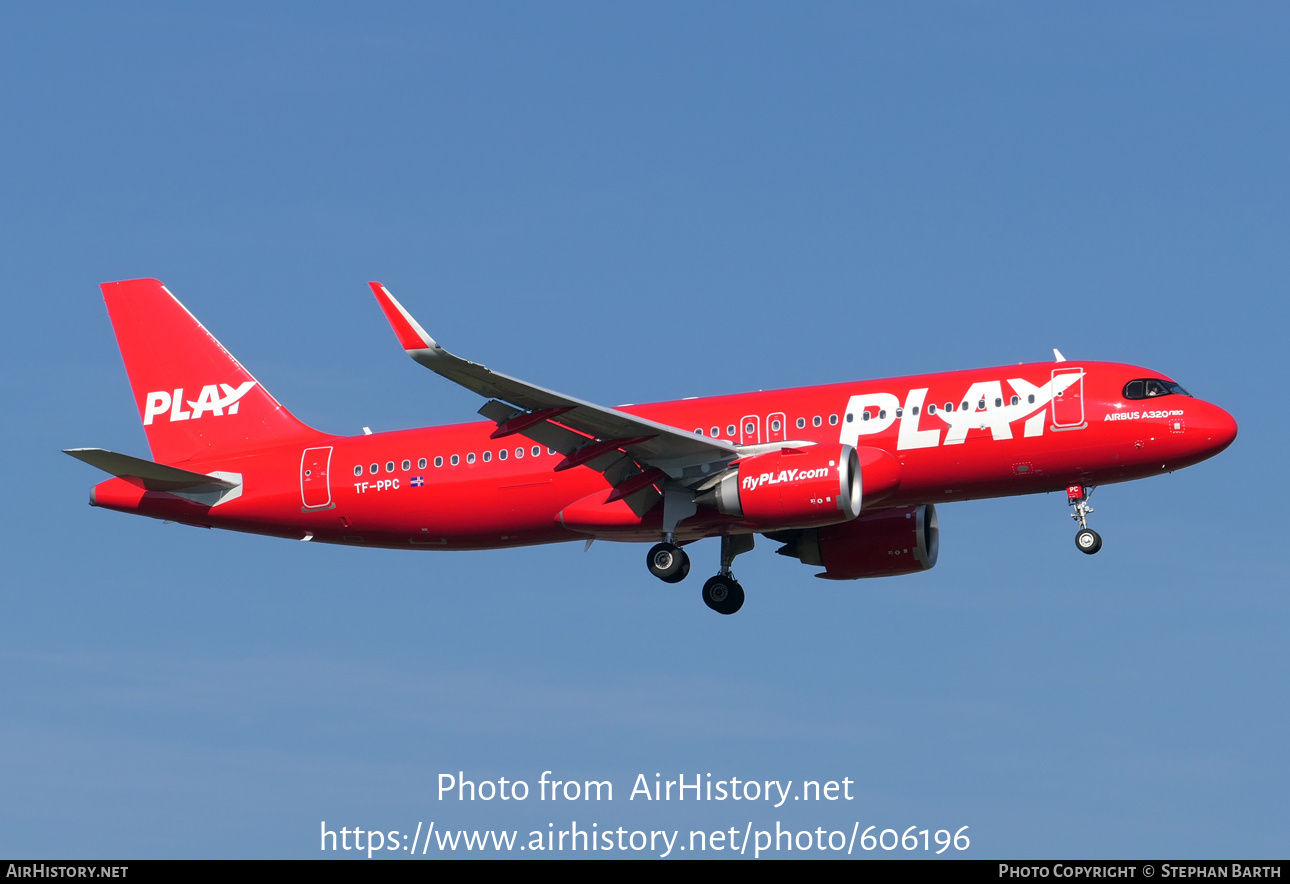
[101,278,325,464]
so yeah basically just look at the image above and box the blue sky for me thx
[2,3,1287,858]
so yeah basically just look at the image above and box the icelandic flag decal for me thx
[411,476,425,487]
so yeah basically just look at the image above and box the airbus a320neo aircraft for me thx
[68,278,1237,614]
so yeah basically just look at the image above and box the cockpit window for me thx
[1124,378,1192,400]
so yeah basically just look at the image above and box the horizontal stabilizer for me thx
[63,448,239,492]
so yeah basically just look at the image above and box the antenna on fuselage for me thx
[1053,349,1067,362]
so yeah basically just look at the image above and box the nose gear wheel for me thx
[1075,528,1102,554]
[1068,485,1103,555]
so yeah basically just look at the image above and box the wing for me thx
[369,283,740,512]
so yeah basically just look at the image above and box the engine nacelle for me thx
[773,504,939,580]
[697,444,861,530]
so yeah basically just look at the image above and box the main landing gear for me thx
[645,534,753,615]
[646,541,690,583]
[702,574,744,616]
[702,535,752,615]
[1068,484,1103,555]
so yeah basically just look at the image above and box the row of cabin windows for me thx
[352,446,555,477]
[694,415,841,437]
[880,395,1034,420]
[689,394,1039,436]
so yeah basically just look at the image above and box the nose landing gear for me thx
[1068,484,1102,555]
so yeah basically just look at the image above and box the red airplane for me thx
[67,278,1237,614]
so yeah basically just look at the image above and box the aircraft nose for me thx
[1201,402,1238,455]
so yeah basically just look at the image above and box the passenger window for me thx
[727,425,736,436]
[745,422,755,434]
[911,406,919,416]
[860,412,869,421]
[532,446,540,457]
[1028,394,1035,404]
[1011,395,1019,406]
[548,448,556,455]
[466,453,475,464]
[895,408,903,418]
[401,459,411,471]
[813,416,822,427]
[771,419,781,431]
[694,428,703,435]
[978,400,985,410]
[386,461,394,473]
[796,417,805,429]
[847,413,855,423]
[711,426,720,437]
[879,409,886,419]
[434,456,443,468]
[994,398,1002,408]
[369,463,378,475]
[961,402,969,412]
[927,404,936,414]
[515,447,524,458]
[418,458,427,469]
[829,414,838,425]
[483,451,492,462]
[450,455,459,466]
[353,465,362,477]
[499,449,508,461]
[945,403,954,413]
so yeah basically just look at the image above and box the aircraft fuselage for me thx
[90,360,1236,550]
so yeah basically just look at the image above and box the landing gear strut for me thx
[646,540,690,583]
[647,486,698,584]
[702,534,753,615]
[1068,484,1102,555]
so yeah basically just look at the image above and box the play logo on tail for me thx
[141,382,258,425]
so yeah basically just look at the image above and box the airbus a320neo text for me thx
[67,279,1237,614]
